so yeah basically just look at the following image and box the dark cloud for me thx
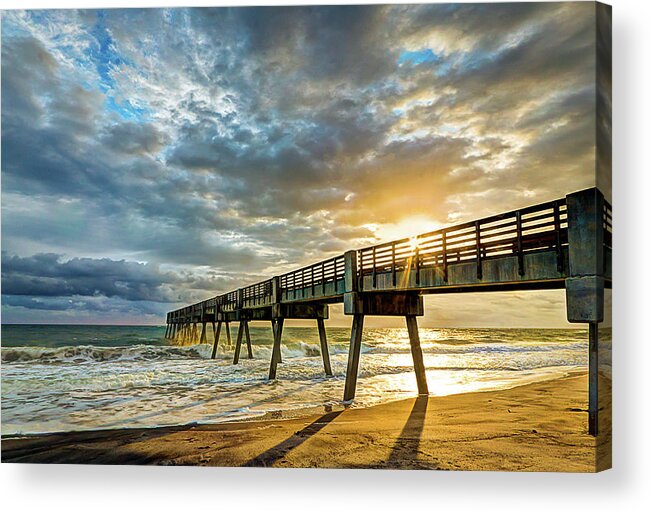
[1,4,601,325]
[1,252,180,302]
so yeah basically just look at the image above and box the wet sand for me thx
[1,371,611,472]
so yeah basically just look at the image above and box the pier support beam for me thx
[344,314,364,401]
[269,318,284,379]
[343,289,426,402]
[270,320,282,363]
[233,321,245,364]
[244,321,253,359]
[211,321,222,359]
[317,318,333,377]
[233,320,253,364]
[225,321,232,347]
[589,322,599,436]
[565,188,606,436]
[406,315,428,395]
[200,322,207,344]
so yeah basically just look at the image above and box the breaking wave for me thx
[0,341,352,364]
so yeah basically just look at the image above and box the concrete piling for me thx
[317,317,332,376]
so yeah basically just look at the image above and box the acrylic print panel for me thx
[1,2,611,472]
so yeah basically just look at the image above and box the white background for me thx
[1,0,650,510]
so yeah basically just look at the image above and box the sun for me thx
[374,216,441,243]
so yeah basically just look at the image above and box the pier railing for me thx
[357,198,568,286]
[168,189,611,322]
[279,254,346,300]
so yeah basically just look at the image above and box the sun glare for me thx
[374,216,440,243]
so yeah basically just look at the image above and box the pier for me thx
[166,187,612,436]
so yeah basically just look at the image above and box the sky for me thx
[1,3,604,327]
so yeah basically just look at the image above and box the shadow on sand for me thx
[387,395,428,465]
[243,410,343,467]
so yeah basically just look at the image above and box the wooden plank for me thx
[317,318,333,376]
[343,314,365,401]
[405,315,428,395]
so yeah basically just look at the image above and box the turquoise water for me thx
[1,324,603,435]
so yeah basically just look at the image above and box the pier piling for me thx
[233,321,245,364]
[269,318,285,379]
[317,317,333,376]
[211,321,222,359]
[589,322,599,436]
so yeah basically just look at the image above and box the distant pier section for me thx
[166,188,612,436]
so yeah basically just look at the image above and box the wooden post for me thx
[211,321,222,359]
[164,323,170,339]
[343,314,365,401]
[200,322,207,343]
[405,315,428,395]
[244,321,253,359]
[516,211,525,276]
[391,242,397,287]
[317,317,333,377]
[554,201,564,272]
[233,320,245,364]
[269,318,285,379]
[442,231,448,282]
[475,220,483,280]
[589,322,599,436]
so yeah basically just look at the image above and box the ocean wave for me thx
[0,341,353,365]
[0,344,215,364]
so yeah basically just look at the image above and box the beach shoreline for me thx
[1,371,611,472]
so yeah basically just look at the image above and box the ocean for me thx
[1,324,607,436]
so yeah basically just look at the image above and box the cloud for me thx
[1,4,601,325]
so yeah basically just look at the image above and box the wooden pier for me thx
[166,187,612,436]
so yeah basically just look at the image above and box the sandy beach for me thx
[1,371,611,472]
